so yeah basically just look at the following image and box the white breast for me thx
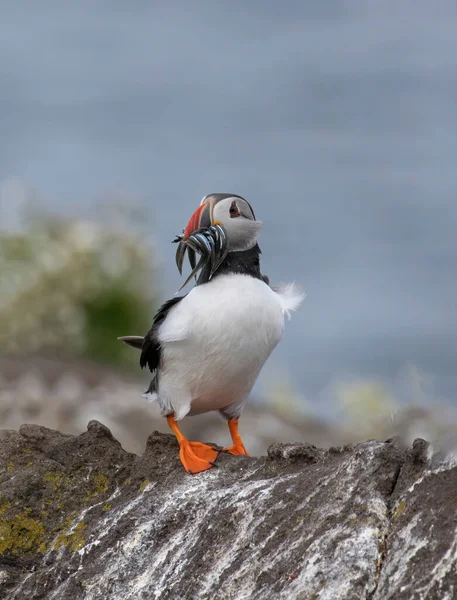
[155,274,304,419]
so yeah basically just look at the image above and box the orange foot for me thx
[179,439,220,474]
[222,419,250,456]
[167,414,220,474]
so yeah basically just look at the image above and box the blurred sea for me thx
[1,1,457,417]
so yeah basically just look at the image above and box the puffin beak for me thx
[183,199,212,239]
[174,197,228,290]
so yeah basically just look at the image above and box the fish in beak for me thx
[173,195,229,290]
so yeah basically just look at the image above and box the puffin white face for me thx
[184,193,262,252]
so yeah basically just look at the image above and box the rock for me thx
[0,422,455,599]
[374,440,457,600]
[267,441,322,463]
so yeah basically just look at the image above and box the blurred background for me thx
[1,1,457,455]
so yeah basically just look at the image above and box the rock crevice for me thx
[366,454,404,599]
[0,422,456,600]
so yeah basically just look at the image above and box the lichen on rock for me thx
[0,422,456,600]
[0,510,46,555]
[54,521,87,552]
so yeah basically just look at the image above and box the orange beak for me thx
[183,200,212,238]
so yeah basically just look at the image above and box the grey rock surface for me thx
[0,421,455,599]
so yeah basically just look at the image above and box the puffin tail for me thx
[142,375,158,404]
[275,282,306,319]
[118,336,144,350]
[141,391,158,403]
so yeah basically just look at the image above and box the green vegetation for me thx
[0,213,157,368]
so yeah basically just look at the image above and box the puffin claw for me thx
[211,444,225,452]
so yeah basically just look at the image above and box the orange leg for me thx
[223,419,249,456]
[167,414,220,474]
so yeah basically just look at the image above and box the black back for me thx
[140,296,184,372]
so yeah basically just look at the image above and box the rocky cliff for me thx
[0,421,455,599]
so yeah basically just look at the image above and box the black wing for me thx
[140,296,184,372]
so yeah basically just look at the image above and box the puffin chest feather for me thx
[158,274,284,406]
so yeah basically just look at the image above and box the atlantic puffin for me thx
[119,193,304,474]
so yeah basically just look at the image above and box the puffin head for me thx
[183,193,262,252]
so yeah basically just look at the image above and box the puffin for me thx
[119,193,304,474]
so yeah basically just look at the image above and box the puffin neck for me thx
[212,243,263,281]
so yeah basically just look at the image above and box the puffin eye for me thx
[229,201,240,218]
